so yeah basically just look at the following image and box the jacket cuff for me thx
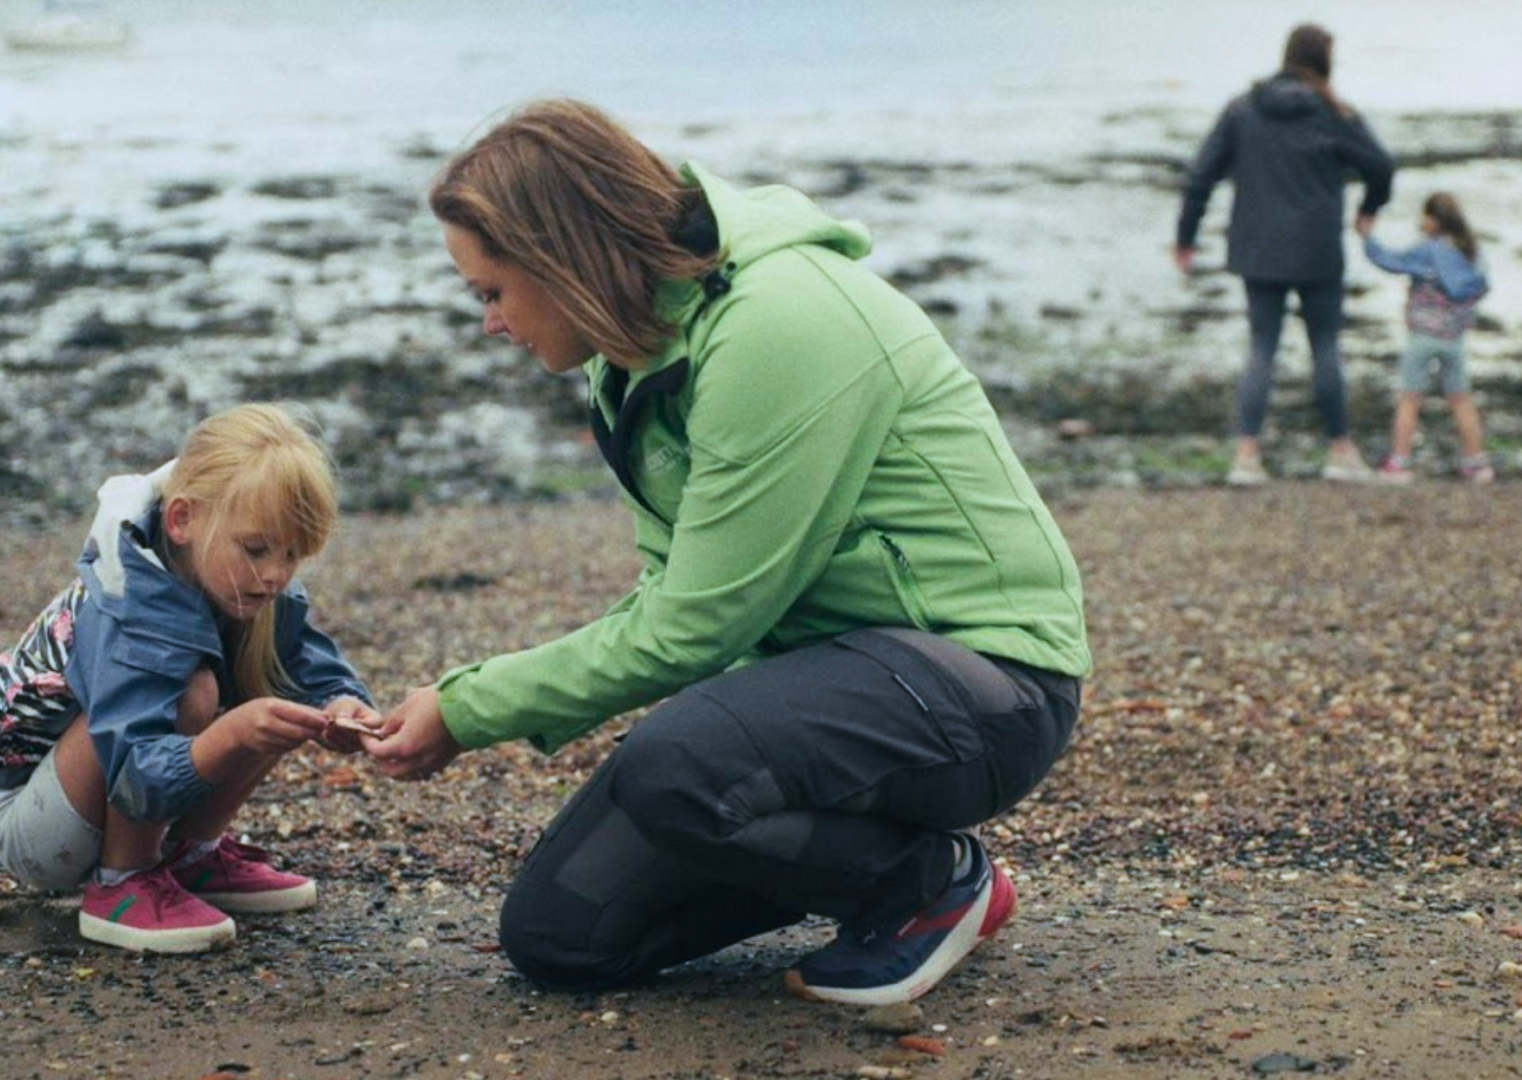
[108,735,215,823]
[437,664,547,753]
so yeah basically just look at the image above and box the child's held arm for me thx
[191,697,328,782]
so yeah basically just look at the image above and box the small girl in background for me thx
[1358,192,1493,483]
[0,403,378,953]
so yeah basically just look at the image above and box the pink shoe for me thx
[79,865,236,954]
[1460,460,1495,485]
[173,835,317,914]
[1377,458,1414,485]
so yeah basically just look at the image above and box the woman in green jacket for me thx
[369,99,1090,1006]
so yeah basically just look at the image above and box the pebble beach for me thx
[3,484,1521,1078]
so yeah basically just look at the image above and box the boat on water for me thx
[4,5,131,53]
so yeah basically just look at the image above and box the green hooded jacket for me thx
[437,164,1090,753]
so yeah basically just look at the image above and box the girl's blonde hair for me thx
[161,403,338,701]
[1424,192,1479,261]
[429,98,720,368]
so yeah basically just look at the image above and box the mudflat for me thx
[3,483,1519,1080]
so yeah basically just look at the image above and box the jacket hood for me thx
[650,163,873,332]
[78,505,222,655]
[1249,73,1323,120]
[682,161,872,269]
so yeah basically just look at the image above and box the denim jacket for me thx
[0,505,370,822]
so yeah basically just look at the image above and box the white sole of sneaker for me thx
[784,874,1013,1007]
[197,879,317,914]
[1322,467,1373,483]
[79,911,236,954]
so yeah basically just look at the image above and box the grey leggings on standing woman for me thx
[1239,278,1349,439]
[496,627,1080,991]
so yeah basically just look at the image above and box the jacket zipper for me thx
[876,532,932,630]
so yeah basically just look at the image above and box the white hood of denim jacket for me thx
[86,459,175,596]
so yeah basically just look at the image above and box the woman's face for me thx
[443,223,595,375]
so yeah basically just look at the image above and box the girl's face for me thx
[165,497,300,621]
[1420,213,1440,237]
[442,223,595,375]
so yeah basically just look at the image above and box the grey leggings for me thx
[496,627,1080,991]
[1239,278,1349,439]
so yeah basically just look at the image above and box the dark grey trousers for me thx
[1239,278,1349,439]
[497,627,1081,990]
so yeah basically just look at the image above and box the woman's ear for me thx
[163,495,197,546]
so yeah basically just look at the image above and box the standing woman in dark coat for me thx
[1174,23,1395,486]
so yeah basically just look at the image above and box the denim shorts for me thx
[0,748,102,891]
[1397,333,1470,395]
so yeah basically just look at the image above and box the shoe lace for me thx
[220,836,274,864]
[137,864,198,919]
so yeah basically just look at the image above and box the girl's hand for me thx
[221,697,329,755]
[192,697,330,783]
[319,696,383,754]
[365,686,463,781]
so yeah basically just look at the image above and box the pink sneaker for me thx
[79,865,236,954]
[1460,460,1495,485]
[173,836,317,914]
[1377,458,1414,485]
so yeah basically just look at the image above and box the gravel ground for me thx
[3,482,1521,1080]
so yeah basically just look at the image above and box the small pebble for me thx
[405,936,430,950]
[859,1002,924,1034]
[1458,911,1485,927]
[897,1035,945,1057]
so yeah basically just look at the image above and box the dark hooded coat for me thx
[1177,73,1395,282]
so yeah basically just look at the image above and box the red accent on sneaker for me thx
[895,899,977,939]
[79,865,236,954]
[978,859,1017,937]
[172,835,317,914]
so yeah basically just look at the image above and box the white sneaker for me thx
[1322,450,1374,483]
[1226,457,1268,486]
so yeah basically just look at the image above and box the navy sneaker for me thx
[784,837,1016,1005]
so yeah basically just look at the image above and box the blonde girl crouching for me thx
[0,403,378,953]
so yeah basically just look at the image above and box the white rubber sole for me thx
[197,879,317,914]
[785,885,996,1007]
[79,911,236,954]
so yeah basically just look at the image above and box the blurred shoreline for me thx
[3,19,1520,521]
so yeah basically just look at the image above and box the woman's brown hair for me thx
[1282,23,1352,119]
[1424,192,1480,261]
[429,99,720,368]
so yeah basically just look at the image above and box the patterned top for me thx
[1363,233,1488,343]
[1406,280,1480,341]
[1,580,89,775]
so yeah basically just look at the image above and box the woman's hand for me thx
[318,695,384,754]
[364,686,463,781]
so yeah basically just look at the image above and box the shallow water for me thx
[1,0,1518,510]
